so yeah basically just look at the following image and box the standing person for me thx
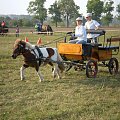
[16,25,19,37]
[1,21,6,28]
[84,13,100,43]
[47,25,53,35]
[35,23,38,32]
[39,22,42,32]
[69,17,87,44]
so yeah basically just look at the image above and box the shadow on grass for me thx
[59,70,120,89]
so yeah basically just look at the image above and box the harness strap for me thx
[35,46,43,66]
[35,46,43,58]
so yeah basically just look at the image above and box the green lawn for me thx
[0,29,120,120]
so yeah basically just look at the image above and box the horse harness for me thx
[31,46,43,66]
[25,45,54,65]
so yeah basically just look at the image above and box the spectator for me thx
[47,25,53,35]
[35,24,38,32]
[1,21,6,28]
[84,13,100,43]
[16,25,19,37]
[39,22,42,32]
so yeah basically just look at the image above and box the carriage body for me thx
[58,43,83,61]
[57,30,120,78]
[58,43,113,62]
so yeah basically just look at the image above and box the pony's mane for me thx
[25,41,35,49]
[14,39,35,49]
[14,39,21,47]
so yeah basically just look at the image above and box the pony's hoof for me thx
[21,77,25,81]
[58,76,62,79]
[53,74,57,78]
[39,78,44,82]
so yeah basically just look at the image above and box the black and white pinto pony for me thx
[12,40,65,82]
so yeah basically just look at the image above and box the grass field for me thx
[0,29,120,120]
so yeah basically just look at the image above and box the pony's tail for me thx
[56,50,65,73]
[58,62,65,73]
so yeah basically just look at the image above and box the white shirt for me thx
[85,20,100,38]
[75,25,87,42]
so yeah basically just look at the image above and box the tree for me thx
[58,0,80,27]
[18,19,23,27]
[27,0,47,24]
[101,0,114,26]
[116,3,120,20]
[22,18,34,27]
[49,1,62,27]
[86,0,104,21]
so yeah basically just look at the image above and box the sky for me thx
[0,0,119,15]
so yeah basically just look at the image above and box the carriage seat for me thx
[85,43,102,47]
[98,46,119,50]
[98,37,120,50]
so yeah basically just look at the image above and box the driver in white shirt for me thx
[84,13,100,43]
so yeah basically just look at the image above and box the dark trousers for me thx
[87,37,97,43]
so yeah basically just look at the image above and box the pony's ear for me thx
[20,40,26,47]
[14,39,21,47]
[15,39,21,43]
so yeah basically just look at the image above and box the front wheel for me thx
[86,59,98,78]
[108,58,119,75]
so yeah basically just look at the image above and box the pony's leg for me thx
[52,64,57,78]
[35,64,44,82]
[56,65,62,79]
[36,70,44,82]
[20,65,28,80]
[53,64,61,79]
[35,66,44,82]
[20,66,25,80]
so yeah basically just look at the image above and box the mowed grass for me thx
[0,29,120,120]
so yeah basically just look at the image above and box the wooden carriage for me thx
[57,30,120,78]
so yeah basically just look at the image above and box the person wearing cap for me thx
[16,25,19,37]
[84,13,100,43]
[1,21,6,28]
[69,17,87,44]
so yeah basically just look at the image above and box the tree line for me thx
[1,0,120,27]
[27,0,120,27]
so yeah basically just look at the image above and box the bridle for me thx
[15,43,26,56]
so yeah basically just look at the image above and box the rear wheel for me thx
[86,59,98,78]
[108,58,119,75]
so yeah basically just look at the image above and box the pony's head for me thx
[12,39,26,59]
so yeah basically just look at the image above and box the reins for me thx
[41,35,67,47]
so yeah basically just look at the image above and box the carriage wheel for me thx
[108,58,119,75]
[86,59,98,78]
